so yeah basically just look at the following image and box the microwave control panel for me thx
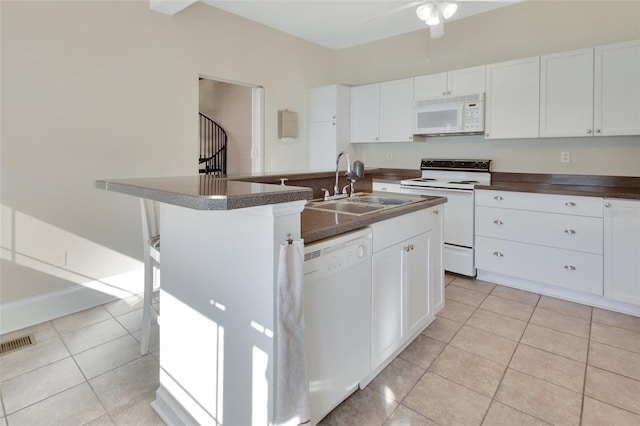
[463,102,485,132]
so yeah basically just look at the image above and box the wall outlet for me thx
[560,151,571,163]
[386,152,392,161]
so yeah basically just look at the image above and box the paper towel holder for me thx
[278,109,298,139]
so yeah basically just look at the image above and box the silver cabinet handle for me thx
[564,265,576,270]
[565,202,576,207]
[332,115,336,119]
[442,91,447,96]
[595,129,601,133]
[433,209,439,215]
[587,129,592,134]
[332,122,336,126]
[494,196,503,201]
[493,219,503,225]
[564,229,576,234]
[493,251,504,257]
[605,202,611,208]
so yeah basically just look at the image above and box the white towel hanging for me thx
[275,238,310,426]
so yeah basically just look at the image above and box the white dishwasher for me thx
[303,227,372,425]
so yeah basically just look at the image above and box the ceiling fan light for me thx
[441,2,458,20]
[425,8,441,26]
[416,4,433,21]
[430,21,444,38]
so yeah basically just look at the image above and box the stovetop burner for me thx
[400,158,492,189]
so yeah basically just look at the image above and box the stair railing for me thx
[199,113,227,176]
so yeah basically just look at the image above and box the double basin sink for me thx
[306,193,422,216]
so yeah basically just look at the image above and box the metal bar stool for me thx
[140,198,160,354]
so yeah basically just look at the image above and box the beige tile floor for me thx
[1,275,640,425]
[0,293,162,426]
[319,274,640,426]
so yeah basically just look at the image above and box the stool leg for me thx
[140,253,153,355]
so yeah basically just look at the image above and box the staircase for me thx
[199,113,227,175]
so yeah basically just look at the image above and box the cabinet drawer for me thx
[476,190,603,217]
[476,236,603,295]
[371,208,432,253]
[476,206,603,254]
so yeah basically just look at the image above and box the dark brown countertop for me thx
[301,194,446,244]
[478,172,640,200]
[367,168,421,183]
[95,175,313,210]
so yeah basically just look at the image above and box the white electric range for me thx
[400,159,492,277]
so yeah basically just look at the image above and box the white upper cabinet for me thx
[414,72,448,100]
[485,56,540,139]
[414,65,485,101]
[540,40,640,137]
[308,85,350,170]
[351,78,415,143]
[594,39,640,136]
[350,83,380,143]
[540,48,594,137]
[379,78,414,142]
[309,85,341,123]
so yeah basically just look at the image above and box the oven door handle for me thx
[400,186,474,196]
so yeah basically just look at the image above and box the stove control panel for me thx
[420,159,491,172]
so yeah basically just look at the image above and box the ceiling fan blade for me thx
[361,1,425,25]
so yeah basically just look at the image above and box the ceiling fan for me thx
[364,0,459,39]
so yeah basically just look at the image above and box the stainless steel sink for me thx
[306,193,421,216]
[350,195,413,206]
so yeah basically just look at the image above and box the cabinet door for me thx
[309,121,337,171]
[540,48,594,137]
[485,56,540,139]
[371,243,404,369]
[406,232,432,338]
[604,199,640,305]
[448,65,486,96]
[351,83,380,143]
[594,40,640,136]
[414,72,447,101]
[379,78,415,142]
[430,207,445,314]
[309,85,337,122]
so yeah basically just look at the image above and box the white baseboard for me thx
[0,284,121,335]
[477,270,640,318]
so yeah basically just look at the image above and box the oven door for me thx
[400,186,474,248]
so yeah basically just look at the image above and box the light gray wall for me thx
[337,0,640,175]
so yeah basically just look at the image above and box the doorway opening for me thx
[198,76,264,175]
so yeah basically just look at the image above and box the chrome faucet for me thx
[334,151,352,196]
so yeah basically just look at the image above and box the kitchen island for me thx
[96,174,446,426]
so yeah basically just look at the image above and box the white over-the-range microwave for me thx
[413,93,485,136]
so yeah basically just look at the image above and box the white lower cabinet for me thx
[369,207,442,373]
[476,236,603,295]
[604,198,640,305]
[475,190,604,296]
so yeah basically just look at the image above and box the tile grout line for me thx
[478,285,544,426]
[579,305,594,425]
[52,318,118,426]
[395,277,485,424]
